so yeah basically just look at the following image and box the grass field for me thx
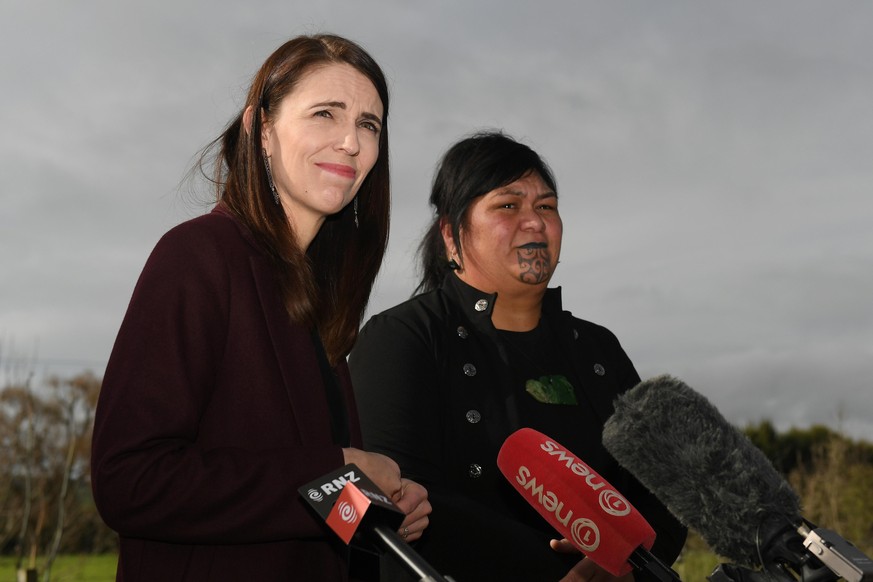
[2,551,723,581]
[674,543,724,580]
[1,549,723,581]
[0,555,116,582]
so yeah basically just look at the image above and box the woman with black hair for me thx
[350,131,686,581]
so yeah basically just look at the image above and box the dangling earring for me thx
[353,197,359,228]
[263,149,279,206]
[448,254,460,270]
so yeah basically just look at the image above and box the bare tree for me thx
[42,373,101,582]
[0,374,40,581]
[1,369,105,582]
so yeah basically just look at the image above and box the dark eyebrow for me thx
[311,100,346,110]
[494,188,558,199]
[360,111,383,124]
[310,101,383,125]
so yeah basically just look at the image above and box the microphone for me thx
[497,427,681,581]
[602,374,873,582]
[298,464,454,582]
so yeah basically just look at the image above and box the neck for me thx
[491,287,546,332]
[286,207,324,251]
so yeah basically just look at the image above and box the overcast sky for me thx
[2,0,871,441]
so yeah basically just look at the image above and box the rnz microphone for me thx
[299,464,454,582]
[602,374,873,582]
[497,427,681,581]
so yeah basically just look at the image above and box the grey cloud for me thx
[2,0,871,441]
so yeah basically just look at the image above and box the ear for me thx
[242,105,255,136]
[439,217,458,259]
[243,105,272,153]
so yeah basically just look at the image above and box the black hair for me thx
[415,130,557,294]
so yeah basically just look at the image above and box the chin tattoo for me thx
[517,248,551,284]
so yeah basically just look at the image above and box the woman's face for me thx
[446,171,563,294]
[261,62,383,245]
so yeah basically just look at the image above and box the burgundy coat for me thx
[92,206,363,581]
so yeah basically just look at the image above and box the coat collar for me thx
[439,273,566,332]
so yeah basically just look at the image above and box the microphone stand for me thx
[707,520,873,582]
[627,547,682,581]
[370,525,455,582]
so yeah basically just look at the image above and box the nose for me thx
[336,123,360,156]
[520,207,546,232]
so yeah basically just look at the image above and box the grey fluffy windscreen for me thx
[602,374,801,568]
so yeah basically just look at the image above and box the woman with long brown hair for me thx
[92,34,429,582]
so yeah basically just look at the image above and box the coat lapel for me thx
[247,255,332,444]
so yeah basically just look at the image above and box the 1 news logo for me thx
[570,517,600,552]
[599,489,631,517]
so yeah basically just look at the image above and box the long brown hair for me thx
[204,34,390,364]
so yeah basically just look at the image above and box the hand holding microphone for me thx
[550,539,634,582]
[395,478,431,543]
[340,449,431,542]
[342,447,403,500]
[497,427,681,581]
[299,463,450,581]
[554,554,634,582]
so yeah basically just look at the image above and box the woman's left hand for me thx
[393,478,431,543]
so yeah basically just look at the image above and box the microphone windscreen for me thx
[602,374,801,568]
[497,427,656,577]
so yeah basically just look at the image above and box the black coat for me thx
[349,274,687,581]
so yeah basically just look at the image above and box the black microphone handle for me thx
[628,546,683,581]
[371,525,455,582]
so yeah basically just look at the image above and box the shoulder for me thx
[564,315,628,359]
[137,209,260,291]
[356,289,454,351]
[564,314,623,345]
[159,208,247,251]
[545,300,634,367]
[547,304,640,387]
[366,289,451,329]
[543,288,623,345]
[151,208,259,267]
